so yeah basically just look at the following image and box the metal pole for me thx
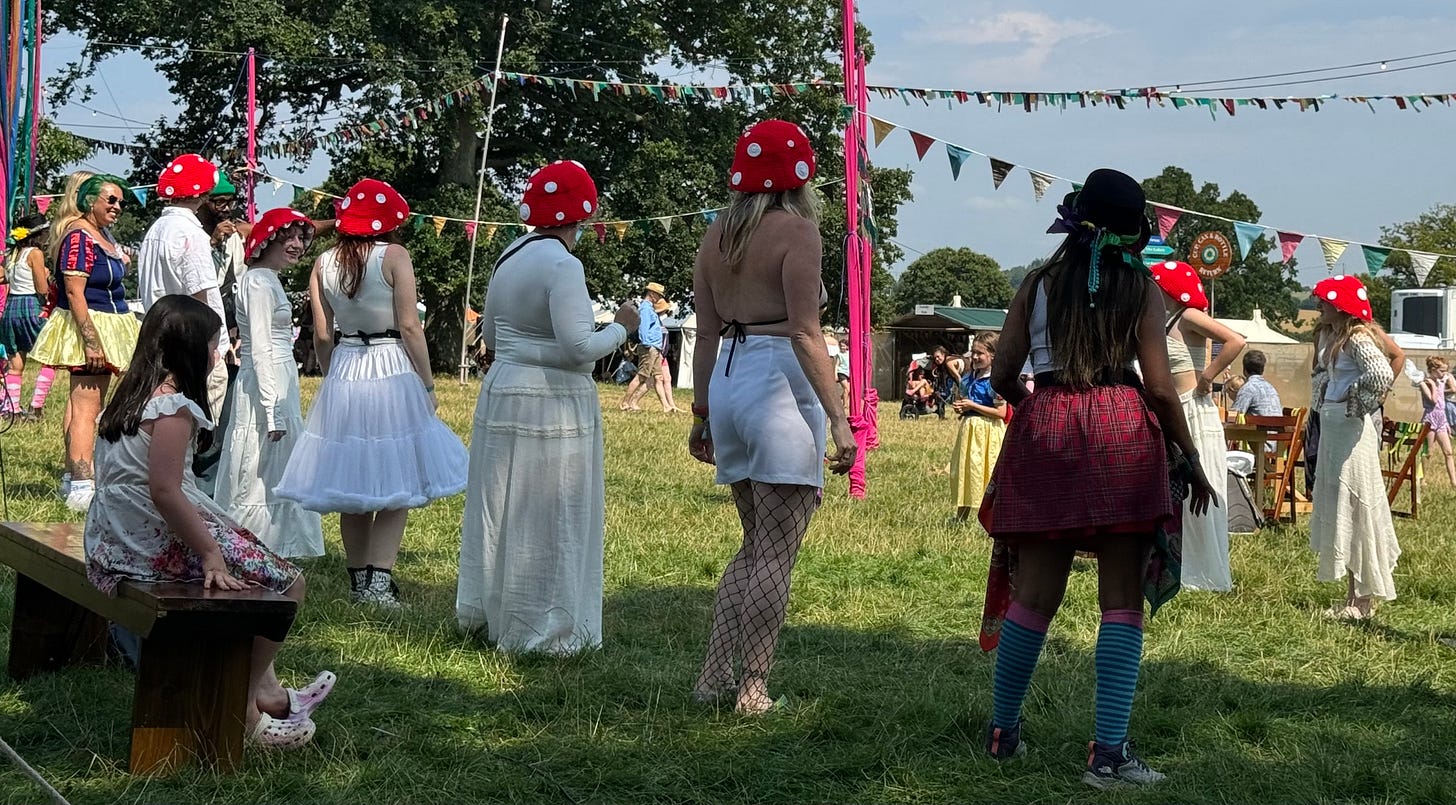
[457,14,509,384]
[245,47,257,222]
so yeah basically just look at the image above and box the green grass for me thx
[2,376,1455,804]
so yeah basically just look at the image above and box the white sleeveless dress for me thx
[276,243,467,513]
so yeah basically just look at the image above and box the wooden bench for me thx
[0,521,297,774]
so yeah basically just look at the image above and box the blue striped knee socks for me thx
[1094,609,1145,746]
[992,601,1050,730]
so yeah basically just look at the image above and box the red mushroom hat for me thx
[519,160,598,228]
[337,178,410,236]
[245,207,316,263]
[1313,274,1373,322]
[1150,260,1208,311]
[729,119,817,193]
[157,154,220,199]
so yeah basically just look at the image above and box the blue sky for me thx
[46,1,1456,285]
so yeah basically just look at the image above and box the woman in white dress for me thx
[276,179,467,606]
[214,208,324,558]
[1150,261,1245,592]
[456,160,639,653]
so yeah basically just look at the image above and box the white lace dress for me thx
[214,269,324,557]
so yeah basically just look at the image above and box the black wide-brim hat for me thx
[1062,168,1151,249]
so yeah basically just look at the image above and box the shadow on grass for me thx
[2,583,1454,804]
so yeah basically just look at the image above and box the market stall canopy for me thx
[1213,308,1298,344]
[887,305,1007,332]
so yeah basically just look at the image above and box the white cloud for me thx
[905,11,1115,78]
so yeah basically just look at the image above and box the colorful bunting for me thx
[131,187,148,206]
[1233,221,1265,259]
[989,158,1014,189]
[612,221,629,241]
[593,223,606,244]
[1154,205,1181,240]
[432,216,446,235]
[702,210,719,223]
[464,222,477,240]
[909,131,936,161]
[35,197,50,214]
[1319,238,1348,270]
[870,117,896,147]
[1277,231,1304,264]
[1361,245,1391,275]
[946,144,972,180]
[659,217,673,234]
[484,224,498,242]
[1410,252,1439,285]
[1029,171,1054,202]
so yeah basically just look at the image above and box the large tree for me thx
[893,247,1011,313]
[1141,166,1304,325]
[1378,203,1456,289]
[45,1,911,367]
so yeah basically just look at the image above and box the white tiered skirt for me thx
[276,340,467,513]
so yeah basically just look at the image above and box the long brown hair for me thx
[717,184,821,270]
[1313,310,1375,370]
[1029,237,1150,388]
[331,231,397,298]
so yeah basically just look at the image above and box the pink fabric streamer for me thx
[848,414,869,499]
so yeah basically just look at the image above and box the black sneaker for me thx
[984,720,1025,761]
[1083,740,1165,789]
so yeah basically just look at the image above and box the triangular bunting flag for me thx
[1233,221,1265,259]
[909,131,935,161]
[660,217,673,234]
[612,221,629,241]
[484,224,498,242]
[1319,238,1348,271]
[131,187,148,206]
[593,223,606,244]
[1029,171,1054,202]
[1276,231,1303,264]
[1153,205,1181,240]
[35,196,52,214]
[1410,251,1439,285]
[1361,245,1391,275]
[292,185,308,203]
[432,216,447,235]
[703,210,719,223]
[870,117,896,147]
[946,144,972,180]
[989,158,1014,189]
[1072,182,1084,193]
[271,179,284,192]
[464,222,478,240]
[412,215,426,232]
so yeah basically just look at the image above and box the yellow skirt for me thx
[31,309,141,373]
[951,413,1005,511]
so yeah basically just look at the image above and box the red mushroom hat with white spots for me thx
[336,178,410,236]
[729,119,816,193]
[1150,260,1208,311]
[1313,274,1373,321]
[245,207,316,263]
[519,160,598,228]
[157,153,220,199]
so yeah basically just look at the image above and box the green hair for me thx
[77,174,129,211]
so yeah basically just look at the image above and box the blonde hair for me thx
[1427,355,1449,374]
[1313,312,1373,369]
[47,170,94,266]
[972,330,999,355]
[717,185,822,270]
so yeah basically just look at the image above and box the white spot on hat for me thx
[544,181,558,193]
[193,184,201,191]
[746,142,762,157]
[787,139,796,148]
[569,160,584,168]
[172,164,184,173]
[582,200,592,213]
[555,211,566,221]
[1180,292,1191,303]
[371,220,382,231]
[1163,261,1176,269]
[764,179,773,189]
[396,211,405,220]
[1356,288,1368,301]
[356,193,365,200]
[731,172,742,186]
[795,161,810,180]
[525,182,533,191]
[375,193,387,204]
[341,197,351,209]
[1333,274,1345,281]
[1326,290,1338,301]
[163,185,174,195]
[267,225,276,233]
[519,203,531,221]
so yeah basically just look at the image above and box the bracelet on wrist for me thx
[423,384,436,392]
[690,403,709,417]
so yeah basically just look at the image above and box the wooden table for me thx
[1223,422,1280,514]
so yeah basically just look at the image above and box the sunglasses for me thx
[100,194,123,206]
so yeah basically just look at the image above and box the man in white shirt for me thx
[135,153,231,488]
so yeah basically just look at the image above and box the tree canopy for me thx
[1141,166,1304,326]
[893,247,1011,312]
[44,1,911,366]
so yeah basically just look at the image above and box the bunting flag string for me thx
[862,112,1456,281]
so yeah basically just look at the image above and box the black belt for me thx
[334,329,401,345]
[1033,368,1142,389]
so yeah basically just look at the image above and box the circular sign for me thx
[1189,231,1233,279]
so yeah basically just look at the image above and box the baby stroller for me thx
[899,355,947,419]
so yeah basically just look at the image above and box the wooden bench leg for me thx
[129,619,253,775]
[7,573,108,680]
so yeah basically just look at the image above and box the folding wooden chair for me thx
[1381,420,1428,518]
[1243,409,1307,522]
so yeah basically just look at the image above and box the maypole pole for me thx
[245,47,257,222]
[841,0,871,498]
[456,14,509,385]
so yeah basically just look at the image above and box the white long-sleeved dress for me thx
[214,268,324,557]
[456,235,628,653]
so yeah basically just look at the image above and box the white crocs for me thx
[248,712,316,750]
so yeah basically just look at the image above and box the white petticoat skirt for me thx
[708,335,825,488]
[276,340,467,513]
[1309,402,1401,600]
[1179,389,1232,591]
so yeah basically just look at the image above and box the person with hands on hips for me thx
[687,119,855,715]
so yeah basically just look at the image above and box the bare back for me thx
[695,210,822,339]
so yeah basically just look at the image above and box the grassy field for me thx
[2,376,1455,804]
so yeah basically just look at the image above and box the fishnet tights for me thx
[694,480,818,713]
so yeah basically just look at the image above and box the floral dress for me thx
[84,393,299,595]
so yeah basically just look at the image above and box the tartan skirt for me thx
[978,383,1184,650]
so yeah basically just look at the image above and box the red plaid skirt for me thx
[977,383,1183,650]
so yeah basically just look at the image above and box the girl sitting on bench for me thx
[84,294,335,750]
